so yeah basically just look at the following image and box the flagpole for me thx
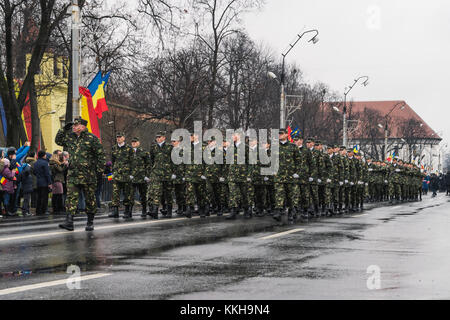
[71,0,81,120]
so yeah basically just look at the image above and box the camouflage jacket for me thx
[55,128,105,185]
[130,147,150,183]
[171,146,185,184]
[149,141,174,181]
[274,141,298,183]
[184,142,206,183]
[347,157,357,183]
[332,154,344,184]
[247,146,263,185]
[326,154,338,186]
[305,147,318,183]
[295,146,310,184]
[111,144,133,182]
[226,142,249,183]
[204,146,223,183]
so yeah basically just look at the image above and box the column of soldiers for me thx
[106,130,425,224]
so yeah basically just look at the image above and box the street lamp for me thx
[378,101,405,160]
[342,76,369,146]
[279,28,319,129]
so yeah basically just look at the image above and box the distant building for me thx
[343,100,443,172]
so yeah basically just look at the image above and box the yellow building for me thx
[28,53,68,152]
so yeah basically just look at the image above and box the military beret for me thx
[156,131,166,137]
[74,117,88,126]
[116,132,125,137]
[279,128,287,134]
[131,137,139,142]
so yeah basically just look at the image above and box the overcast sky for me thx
[243,0,450,147]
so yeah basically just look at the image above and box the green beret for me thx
[74,117,88,126]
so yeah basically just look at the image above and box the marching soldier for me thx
[305,138,319,217]
[184,133,207,218]
[55,117,105,231]
[129,137,151,219]
[226,132,250,220]
[273,129,298,224]
[204,136,223,216]
[148,131,174,219]
[332,145,344,214]
[109,132,133,219]
[293,136,310,220]
[171,136,186,216]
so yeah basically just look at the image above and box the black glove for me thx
[64,122,73,130]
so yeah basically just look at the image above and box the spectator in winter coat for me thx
[34,150,52,215]
[1,158,16,216]
[50,150,66,214]
[20,159,34,216]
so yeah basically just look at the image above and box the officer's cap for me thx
[131,137,139,142]
[293,136,300,141]
[306,138,315,143]
[347,148,354,153]
[74,117,88,126]
[116,132,125,137]
[156,131,166,137]
[279,128,287,134]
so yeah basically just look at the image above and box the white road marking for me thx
[259,228,304,240]
[0,273,112,296]
[0,216,197,243]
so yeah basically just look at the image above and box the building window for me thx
[54,56,60,77]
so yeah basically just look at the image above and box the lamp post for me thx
[279,29,319,129]
[378,101,405,160]
[342,76,369,146]
[70,0,81,120]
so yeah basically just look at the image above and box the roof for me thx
[325,100,441,140]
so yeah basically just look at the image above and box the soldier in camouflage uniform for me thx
[339,146,350,213]
[293,136,310,220]
[305,138,319,217]
[204,137,223,216]
[389,157,402,203]
[347,149,358,212]
[171,136,186,216]
[148,131,175,219]
[325,145,338,216]
[226,132,250,220]
[355,153,367,211]
[220,140,230,215]
[248,137,266,217]
[262,142,275,215]
[184,133,207,218]
[108,132,133,219]
[55,117,105,231]
[316,141,331,216]
[129,137,151,219]
[332,145,344,214]
[273,129,299,224]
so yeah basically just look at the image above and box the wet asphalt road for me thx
[0,194,449,300]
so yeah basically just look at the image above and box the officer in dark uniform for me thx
[129,137,151,219]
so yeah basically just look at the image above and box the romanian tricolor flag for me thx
[287,126,293,143]
[353,145,360,154]
[386,154,392,162]
[80,86,100,139]
[87,71,110,119]
[107,173,113,181]
[1,176,7,185]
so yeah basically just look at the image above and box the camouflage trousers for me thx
[389,182,401,199]
[228,181,249,208]
[293,183,311,210]
[66,183,96,216]
[253,184,267,209]
[309,184,319,207]
[318,184,332,206]
[130,183,147,207]
[220,182,230,209]
[173,183,186,207]
[274,182,295,209]
[330,186,339,207]
[265,184,275,209]
[356,184,365,206]
[206,181,222,208]
[112,181,132,207]
[185,182,207,207]
[347,185,357,207]
[148,180,173,206]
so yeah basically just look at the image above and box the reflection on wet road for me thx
[1,194,449,299]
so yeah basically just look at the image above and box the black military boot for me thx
[204,204,210,217]
[85,214,95,231]
[148,204,158,219]
[272,208,281,222]
[166,205,173,218]
[108,206,119,218]
[226,207,238,220]
[59,213,74,231]
[244,207,252,219]
[301,208,309,221]
[160,204,167,216]
[199,206,206,218]
[255,206,264,217]
[216,205,223,217]
[123,205,132,220]
[185,206,193,219]
[141,204,147,218]
[314,205,320,218]
[287,208,294,224]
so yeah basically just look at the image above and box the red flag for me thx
[79,86,101,139]
[287,126,293,143]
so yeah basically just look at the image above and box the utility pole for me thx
[71,0,81,120]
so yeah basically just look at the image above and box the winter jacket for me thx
[34,158,52,187]
[49,160,66,183]
[20,162,34,194]
[24,157,37,190]
[1,165,16,194]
